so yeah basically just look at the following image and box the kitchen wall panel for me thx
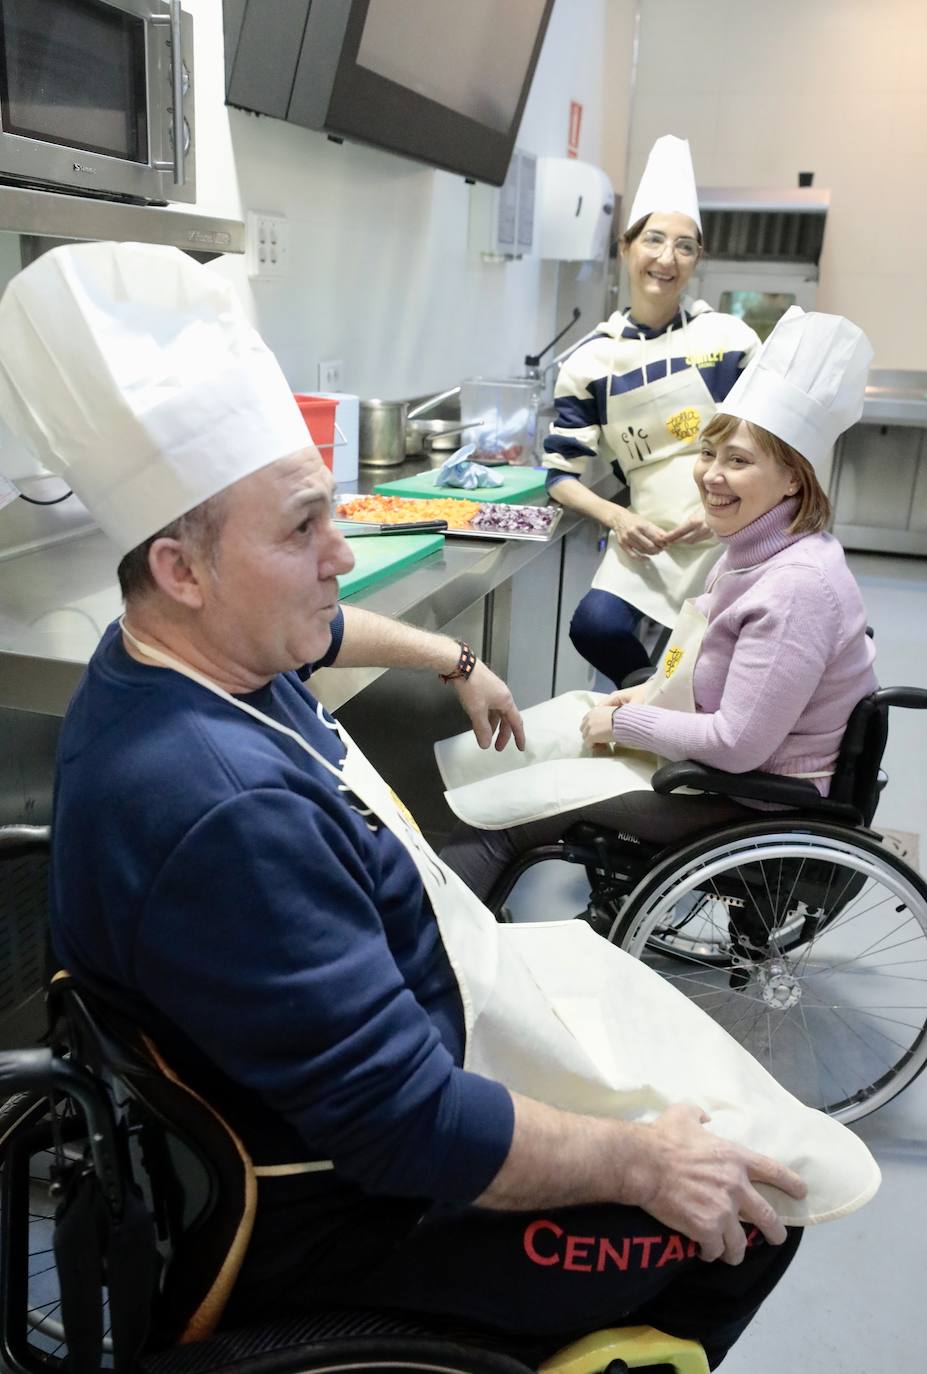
[160,0,633,404]
[625,0,927,371]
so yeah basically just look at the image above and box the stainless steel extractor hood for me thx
[0,183,244,259]
[697,186,830,264]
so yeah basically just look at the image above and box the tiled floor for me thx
[507,551,927,1372]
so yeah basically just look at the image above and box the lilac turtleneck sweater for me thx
[611,497,877,791]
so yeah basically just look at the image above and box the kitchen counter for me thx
[0,460,614,717]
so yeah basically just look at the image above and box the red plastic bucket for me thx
[293,394,339,470]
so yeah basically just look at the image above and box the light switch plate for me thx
[318,358,343,391]
[247,211,289,278]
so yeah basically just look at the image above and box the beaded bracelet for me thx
[439,640,478,684]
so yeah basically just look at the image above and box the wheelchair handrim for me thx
[618,827,927,1122]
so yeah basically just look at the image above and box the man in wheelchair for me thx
[5,245,885,1373]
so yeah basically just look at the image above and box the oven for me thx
[0,0,194,204]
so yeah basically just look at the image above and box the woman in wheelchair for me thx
[439,308,927,1131]
[440,308,878,902]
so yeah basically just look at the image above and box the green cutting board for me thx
[338,532,445,599]
[373,465,548,504]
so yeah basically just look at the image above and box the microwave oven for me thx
[0,0,195,204]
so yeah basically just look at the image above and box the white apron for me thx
[118,622,879,1227]
[592,313,721,626]
[435,599,707,830]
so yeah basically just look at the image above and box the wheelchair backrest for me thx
[828,692,889,826]
[48,976,257,1348]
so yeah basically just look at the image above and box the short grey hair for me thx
[116,490,228,602]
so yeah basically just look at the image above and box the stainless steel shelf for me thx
[0,183,244,256]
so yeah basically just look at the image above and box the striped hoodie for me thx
[543,299,760,489]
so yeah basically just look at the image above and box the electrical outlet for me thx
[247,211,289,279]
[317,358,343,391]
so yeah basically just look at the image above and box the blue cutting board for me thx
[337,532,445,598]
[374,465,548,504]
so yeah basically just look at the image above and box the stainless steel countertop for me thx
[0,460,612,716]
[861,370,927,427]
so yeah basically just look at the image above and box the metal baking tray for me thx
[446,505,563,542]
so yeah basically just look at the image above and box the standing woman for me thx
[545,136,761,686]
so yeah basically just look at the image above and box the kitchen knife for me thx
[334,519,448,537]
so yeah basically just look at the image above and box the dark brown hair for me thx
[116,492,228,601]
[700,413,831,534]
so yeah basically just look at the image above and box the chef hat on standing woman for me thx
[0,241,308,553]
[720,306,874,473]
[627,134,701,231]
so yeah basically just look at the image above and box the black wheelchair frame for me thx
[485,686,927,1123]
[0,829,708,1374]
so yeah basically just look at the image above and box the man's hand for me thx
[663,513,713,546]
[454,661,526,752]
[629,1104,807,1265]
[609,508,669,559]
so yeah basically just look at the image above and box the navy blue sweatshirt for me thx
[50,616,513,1207]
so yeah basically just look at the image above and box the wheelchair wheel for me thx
[0,1091,113,1372]
[615,820,927,1122]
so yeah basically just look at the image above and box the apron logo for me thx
[388,786,422,834]
[664,407,701,442]
[664,403,700,442]
[663,647,684,678]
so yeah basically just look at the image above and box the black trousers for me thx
[319,1202,802,1370]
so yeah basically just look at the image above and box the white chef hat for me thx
[627,135,701,232]
[0,241,309,554]
[720,306,873,473]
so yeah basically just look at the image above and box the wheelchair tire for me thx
[0,1091,112,1371]
[614,819,927,1122]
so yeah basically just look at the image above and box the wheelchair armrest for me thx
[620,668,655,689]
[874,686,927,711]
[650,760,863,821]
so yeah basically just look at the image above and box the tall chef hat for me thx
[0,241,309,554]
[627,134,701,232]
[720,306,873,473]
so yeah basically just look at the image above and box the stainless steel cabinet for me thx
[832,424,927,556]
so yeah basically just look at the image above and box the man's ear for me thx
[147,537,207,608]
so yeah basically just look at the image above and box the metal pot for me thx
[359,399,408,468]
[405,387,464,457]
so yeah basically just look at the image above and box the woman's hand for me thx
[602,683,651,709]
[608,507,669,559]
[664,513,713,546]
[580,705,619,747]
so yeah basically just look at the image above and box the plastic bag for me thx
[433,444,505,490]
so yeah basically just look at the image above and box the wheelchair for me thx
[486,685,927,1125]
[0,826,707,1374]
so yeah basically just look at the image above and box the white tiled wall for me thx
[625,0,927,369]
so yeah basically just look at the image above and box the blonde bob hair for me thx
[700,412,831,535]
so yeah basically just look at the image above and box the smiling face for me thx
[621,211,702,320]
[695,419,800,536]
[194,447,355,681]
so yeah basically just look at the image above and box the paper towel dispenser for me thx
[534,157,615,262]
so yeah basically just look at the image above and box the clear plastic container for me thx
[459,378,540,466]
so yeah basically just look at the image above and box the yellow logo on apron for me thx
[388,786,422,833]
[664,407,701,442]
[663,646,684,678]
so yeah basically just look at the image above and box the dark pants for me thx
[334,1203,803,1370]
[569,589,651,688]
[441,792,751,904]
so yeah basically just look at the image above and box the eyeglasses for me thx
[639,229,700,260]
